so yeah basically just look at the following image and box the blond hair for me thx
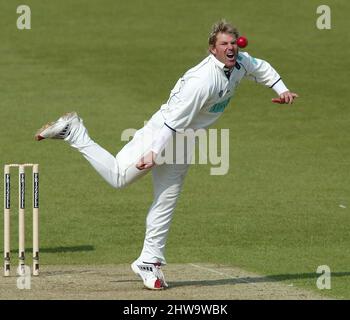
[208,19,239,47]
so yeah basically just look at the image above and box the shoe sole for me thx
[34,112,77,141]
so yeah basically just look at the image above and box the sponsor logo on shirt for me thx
[209,98,231,113]
[250,56,258,65]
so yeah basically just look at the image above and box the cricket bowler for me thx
[35,20,298,290]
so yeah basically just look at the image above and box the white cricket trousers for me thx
[65,112,189,265]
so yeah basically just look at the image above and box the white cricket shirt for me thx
[151,52,288,153]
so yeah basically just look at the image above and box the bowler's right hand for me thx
[136,151,157,170]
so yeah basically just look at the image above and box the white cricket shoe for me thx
[131,260,168,290]
[34,112,81,141]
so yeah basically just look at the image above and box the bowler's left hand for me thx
[272,91,299,104]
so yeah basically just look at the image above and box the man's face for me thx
[210,32,238,69]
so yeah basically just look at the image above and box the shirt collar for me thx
[209,54,226,70]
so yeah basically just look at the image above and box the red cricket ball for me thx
[237,36,248,48]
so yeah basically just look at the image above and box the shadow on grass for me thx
[169,272,350,288]
[1,245,95,254]
[36,245,95,253]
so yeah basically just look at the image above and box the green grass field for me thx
[1,0,349,299]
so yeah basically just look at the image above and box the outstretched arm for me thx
[240,52,299,105]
